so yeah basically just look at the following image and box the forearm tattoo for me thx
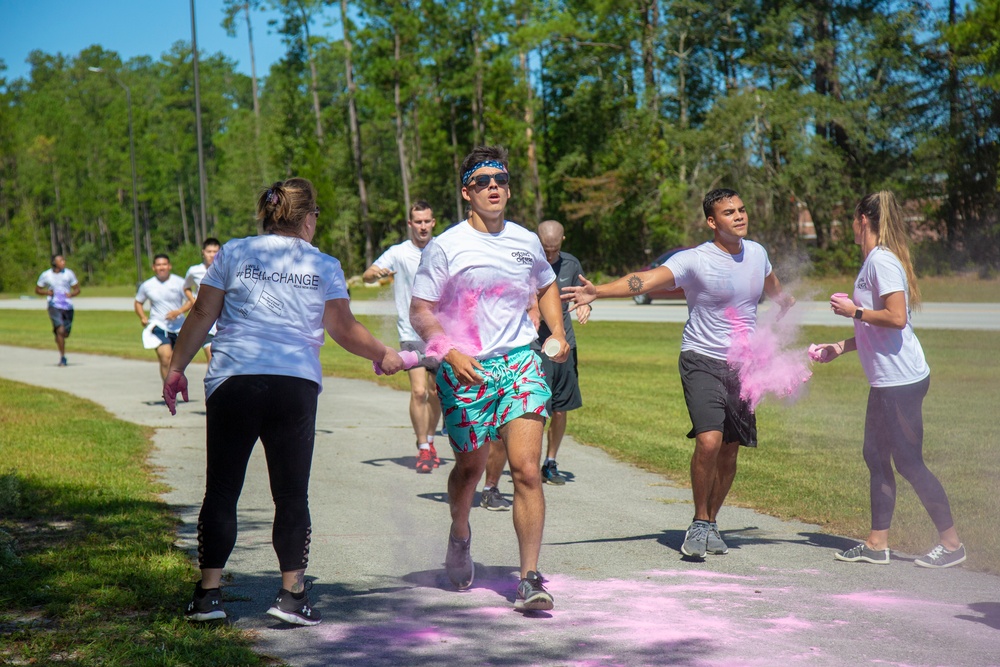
[627,275,644,294]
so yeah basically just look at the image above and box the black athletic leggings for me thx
[863,375,954,533]
[198,374,319,572]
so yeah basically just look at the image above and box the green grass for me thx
[0,380,275,666]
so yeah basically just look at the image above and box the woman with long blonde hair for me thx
[812,190,965,569]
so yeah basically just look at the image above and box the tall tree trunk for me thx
[946,0,960,248]
[641,0,659,111]
[302,17,324,145]
[394,27,411,217]
[451,101,463,221]
[242,2,267,182]
[472,28,484,144]
[179,183,190,245]
[340,0,373,266]
[519,45,543,224]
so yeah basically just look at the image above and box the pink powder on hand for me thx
[807,344,827,362]
[372,349,421,376]
[726,307,813,412]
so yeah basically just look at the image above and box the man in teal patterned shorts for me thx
[410,145,569,612]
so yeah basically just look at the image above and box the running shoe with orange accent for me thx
[416,448,434,473]
[428,442,441,467]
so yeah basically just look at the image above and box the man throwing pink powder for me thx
[562,188,794,559]
[410,145,569,611]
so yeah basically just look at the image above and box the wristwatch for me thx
[854,308,864,320]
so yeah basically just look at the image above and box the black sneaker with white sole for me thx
[184,584,226,622]
[267,585,322,626]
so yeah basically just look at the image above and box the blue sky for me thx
[1,0,342,83]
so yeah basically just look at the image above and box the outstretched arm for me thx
[561,265,676,309]
[324,299,403,372]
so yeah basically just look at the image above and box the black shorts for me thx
[48,306,74,335]
[541,347,582,412]
[679,350,757,447]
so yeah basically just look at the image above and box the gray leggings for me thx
[863,375,954,533]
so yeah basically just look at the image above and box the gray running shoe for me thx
[480,486,511,511]
[541,460,566,486]
[184,584,226,622]
[681,520,711,558]
[445,528,474,589]
[835,542,890,564]
[266,585,321,626]
[514,571,554,611]
[915,543,966,569]
[707,522,729,555]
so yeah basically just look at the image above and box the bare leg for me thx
[501,414,546,578]
[706,441,740,521]
[408,367,433,444]
[545,410,567,460]
[864,528,890,551]
[690,430,724,521]
[156,344,173,382]
[449,446,490,540]
[281,569,307,594]
[200,567,223,589]
[483,438,507,487]
[54,326,67,357]
[427,384,442,437]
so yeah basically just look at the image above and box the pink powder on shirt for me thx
[725,307,813,412]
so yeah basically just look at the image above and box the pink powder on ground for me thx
[726,307,813,411]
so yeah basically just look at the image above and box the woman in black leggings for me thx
[164,177,405,624]
[812,190,965,569]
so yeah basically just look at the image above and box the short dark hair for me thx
[410,201,432,217]
[703,188,741,219]
[202,237,221,249]
[460,145,509,184]
[153,253,170,263]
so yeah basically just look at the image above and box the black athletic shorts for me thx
[540,347,582,412]
[679,350,757,447]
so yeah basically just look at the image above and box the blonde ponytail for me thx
[855,190,921,309]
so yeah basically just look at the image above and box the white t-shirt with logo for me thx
[135,274,187,333]
[851,246,929,387]
[37,268,79,310]
[372,239,427,343]
[411,220,556,359]
[665,240,773,361]
[200,234,349,397]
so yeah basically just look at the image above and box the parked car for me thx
[632,246,691,304]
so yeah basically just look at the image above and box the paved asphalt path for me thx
[1,342,998,667]
[3,295,1000,330]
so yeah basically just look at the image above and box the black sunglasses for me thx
[467,172,510,188]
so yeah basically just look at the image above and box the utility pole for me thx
[191,0,210,240]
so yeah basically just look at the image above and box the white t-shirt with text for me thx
[183,263,209,294]
[372,239,427,342]
[411,220,556,359]
[200,234,349,397]
[37,268,79,310]
[135,274,187,333]
[852,246,929,387]
[665,240,773,361]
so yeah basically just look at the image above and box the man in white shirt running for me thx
[563,188,795,560]
[135,254,189,382]
[183,238,221,362]
[411,145,570,612]
[363,202,443,473]
[35,254,81,366]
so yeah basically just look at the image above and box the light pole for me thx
[88,66,143,288]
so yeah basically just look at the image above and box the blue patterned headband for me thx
[462,160,507,185]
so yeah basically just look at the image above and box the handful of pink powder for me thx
[726,307,813,412]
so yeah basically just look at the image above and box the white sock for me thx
[418,442,430,450]
[427,435,435,446]
[544,458,556,465]
[482,485,494,491]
